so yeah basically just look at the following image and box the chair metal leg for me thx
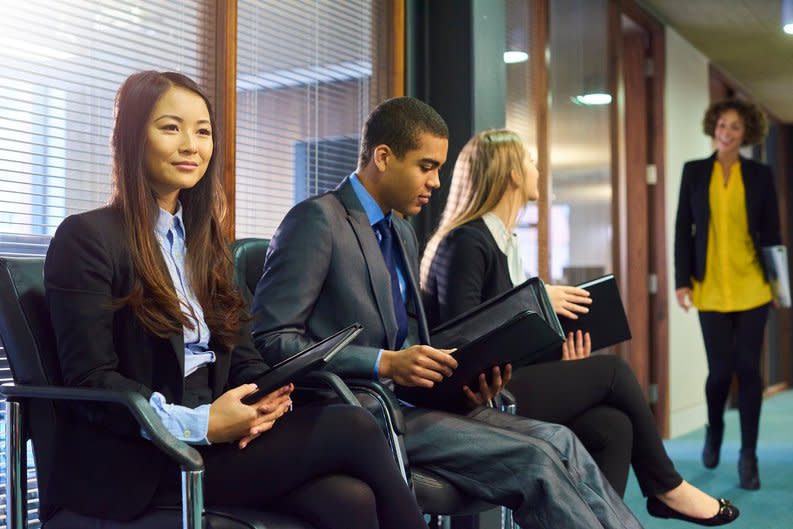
[5,400,27,529]
[501,400,517,529]
[501,506,515,529]
[181,469,204,529]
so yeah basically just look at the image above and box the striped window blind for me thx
[0,1,216,526]
[235,0,389,238]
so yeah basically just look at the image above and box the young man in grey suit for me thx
[252,97,643,529]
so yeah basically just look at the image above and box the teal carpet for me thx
[624,390,793,528]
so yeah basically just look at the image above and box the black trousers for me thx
[156,396,424,529]
[507,355,682,497]
[698,303,769,456]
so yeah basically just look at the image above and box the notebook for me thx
[559,274,631,352]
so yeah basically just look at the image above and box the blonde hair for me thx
[420,129,529,286]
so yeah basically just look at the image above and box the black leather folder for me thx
[560,274,631,352]
[242,323,363,404]
[396,277,564,410]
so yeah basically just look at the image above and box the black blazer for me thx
[673,153,781,290]
[44,206,268,520]
[422,218,513,328]
[253,177,430,382]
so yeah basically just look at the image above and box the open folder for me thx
[761,245,791,308]
[560,274,632,352]
[242,323,363,405]
[396,277,564,410]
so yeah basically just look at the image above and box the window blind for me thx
[235,0,389,239]
[0,1,216,526]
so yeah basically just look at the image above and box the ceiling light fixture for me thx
[504,50,529,64]
[571,93,612,106]
[783,0,793,34]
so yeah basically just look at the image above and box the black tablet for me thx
[242,323,363,405]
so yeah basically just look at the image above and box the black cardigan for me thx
[673,153,781,290]
[423,218,514,328]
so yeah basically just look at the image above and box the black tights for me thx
[698,304,769,457]
[156,404,424,529]
[507,354,682,497]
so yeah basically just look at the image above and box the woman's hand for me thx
[675,287,692,312]
[208,383,294,448]
[546,284,591,319]
[561,330,591,361]
[463,364,513,408]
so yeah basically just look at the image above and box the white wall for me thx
[664,29,714,437]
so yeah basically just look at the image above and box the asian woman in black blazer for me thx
[674,99,780,490]
[421,129,738,526]
[43,71,425,529]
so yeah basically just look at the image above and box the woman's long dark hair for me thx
[110,71,245,348]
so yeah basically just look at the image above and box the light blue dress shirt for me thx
[143,204,217,445]
[349,174,409,377]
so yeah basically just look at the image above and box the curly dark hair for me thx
[702,99,768,146]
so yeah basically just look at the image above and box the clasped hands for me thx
[379,345,511,409]
[547,284,593,361]
[207,382,294,449]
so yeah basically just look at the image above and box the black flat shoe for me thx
[738,454,760,490]
[647,497,739,526]
[702,424,723,469]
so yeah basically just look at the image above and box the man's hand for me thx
[463,364,513,408]
[561,330,591,361]
[379,345,458,387]
[675,287,692,312]
[208,383,294,448]
[546,284,591,319]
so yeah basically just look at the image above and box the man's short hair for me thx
[359,96,449,166]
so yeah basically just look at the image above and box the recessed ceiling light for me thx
[504,50,529,64]
[572,93,612,106]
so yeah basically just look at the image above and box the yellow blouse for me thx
[691,162,772,312]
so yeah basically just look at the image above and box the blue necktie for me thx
[374,218,408,348]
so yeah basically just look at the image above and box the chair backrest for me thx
[0,257,64,516]
[0,257,62,387]
[230,238,270,304]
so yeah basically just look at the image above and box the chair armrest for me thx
[0,383,203,471]
[493,388,517,415]
[344,379,406,434]
[299,371,362,407]
[499,388,516,407]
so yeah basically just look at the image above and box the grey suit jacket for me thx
[252,177,431,379]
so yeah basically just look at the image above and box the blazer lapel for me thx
[739,156,759,222]
[335,179,399,348]
[168,332,186,392]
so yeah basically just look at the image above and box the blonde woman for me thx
[421,129,738,526]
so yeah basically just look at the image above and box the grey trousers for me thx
[403,406,643,529]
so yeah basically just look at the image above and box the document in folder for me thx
[396,278,564,410]
[761,245,791,308]
[560,274,631,352]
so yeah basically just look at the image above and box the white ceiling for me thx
[639,0,793,123]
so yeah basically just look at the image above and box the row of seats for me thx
[0,241,515,529]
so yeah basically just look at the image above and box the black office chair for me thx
[0,256,331,529]
[231,238,514,528]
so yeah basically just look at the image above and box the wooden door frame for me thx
[610,0,669,437]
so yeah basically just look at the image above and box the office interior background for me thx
[0,0,791,527]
